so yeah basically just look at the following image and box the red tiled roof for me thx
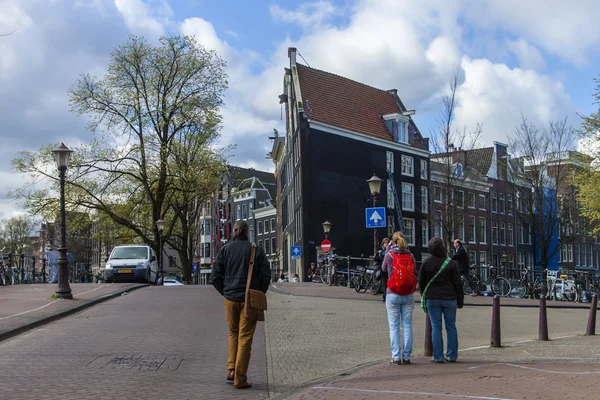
[296,64,403,142]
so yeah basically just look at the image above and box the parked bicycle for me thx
[462,264,511,297]
[546,270,578,302]
[510,267,544,299]
[353,263,381,295]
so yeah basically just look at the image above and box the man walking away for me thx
[452,239,476,296]
[210,220,271,389]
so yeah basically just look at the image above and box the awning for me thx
[575,265,597,272]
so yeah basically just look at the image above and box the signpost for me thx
[291,245,302,259]
[320,239,331,253]
[365,207,387,228]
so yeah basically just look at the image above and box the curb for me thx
[0,284,149,344]
[270,286,598,310]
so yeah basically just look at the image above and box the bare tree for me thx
[429,72,483,254]
[508,116,584,282]
[0,215,36,255]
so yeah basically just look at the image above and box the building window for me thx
[420,159,428,179]
[387,180,394,209]
[479,217,486,243]
[249,203,254,218]
[456,217,464,242]
[203,243,211,259]
[568,244,573,262]
[456,190,464,208]
[421,186,428,214]
[508,223,514,246]
[401,155,414,176]
[469,216,476,243]
[402,183,414,211]
[507,194,513,215]
[491,192,497,213]
[500,222,506,244]
[203,219,211,235]
[258,240,263,251]
[468,192,476,208]
[422,220,429,247]
[398,120,408,143]
[236,205,241,220]
[434,185,442,203]
[258,221,263,235]
[265,238,270,255]
[249,225,255,242]
[479,251,487,265]
[469,251,476,265]
[386,151,394,172]
[479,194,486,210]
[242,204,247,219]
[403,218,415,246]
[271,238,276,255]
[517,253,524,269]
[271,218,276,232]
[434,211,443,238]
[492,221,498,244]
[499,193,505,214]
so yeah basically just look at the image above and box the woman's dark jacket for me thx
[210,236,271,302]
[418,237,464,308]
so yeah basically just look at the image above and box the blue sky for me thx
[1,0,600,219]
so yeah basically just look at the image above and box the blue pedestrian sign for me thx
[291,245,302,259]
[366,207,387,228]
[192,263,199,273]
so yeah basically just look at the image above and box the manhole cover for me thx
[86,355,183,371]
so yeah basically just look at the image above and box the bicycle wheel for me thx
[353,276,363,292]
[491,277,511,297]
[511,280,527,298]
[371,280,381,295]
[462,276,472,295]
[564,285,578,302]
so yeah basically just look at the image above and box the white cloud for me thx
[507,38,545,70]
[270,1,336,30]
[113,0,167,39]
[454,57,572,144]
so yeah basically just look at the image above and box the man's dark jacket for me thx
[210,236,271,302]
[418,238,464,308]
[452,244,469,273]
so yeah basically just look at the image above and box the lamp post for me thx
[156,218,165,285]
[367,174,383,257]
[52,143,73,299]
[322,220,332,239]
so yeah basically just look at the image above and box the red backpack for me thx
[387,253,417,295]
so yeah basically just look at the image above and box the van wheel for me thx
[146,268,151,284]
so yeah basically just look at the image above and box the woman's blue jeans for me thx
[385,293,414,361]
[427,299,458,362]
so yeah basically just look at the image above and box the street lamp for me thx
[52,143,73,299]
[367,174,383,256]
[156,218,165,285]
[322,220,332,239]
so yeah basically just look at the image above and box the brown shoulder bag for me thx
[244,243,268,321]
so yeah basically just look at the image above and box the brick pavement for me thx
[283,335,600,399]
[271,282,599,309]
[264,290,595,398]
[0,283,146,343]
[0,286,268,400]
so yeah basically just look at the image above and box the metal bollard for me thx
[490,295,501,347]
[539,295,549,341]
[586,294,597,336]
[424,313,433,357]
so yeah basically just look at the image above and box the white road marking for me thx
[469,362,600,375]
[459,345,490,352]
[75,285,107,297]
[0,300,61,320]
[311,386,520,400]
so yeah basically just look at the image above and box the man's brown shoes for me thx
[226,370,234,381]
[234,382,252,389]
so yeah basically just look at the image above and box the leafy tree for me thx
[0,215,36,255]
[11,35,228,277]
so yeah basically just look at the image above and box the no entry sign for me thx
[320,239,332,253]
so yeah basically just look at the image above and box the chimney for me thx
[448,143,455,153]
[288,47,297,67]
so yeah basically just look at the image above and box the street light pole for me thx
[52,143,73,299]
[156,219,165,285]
[367,175,383,257]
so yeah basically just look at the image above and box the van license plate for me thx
[119,269,132,273]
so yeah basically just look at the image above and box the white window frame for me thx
[468,192,476,209]
[258,221,263,235]
[492,221,498,245]
[403,218,415,246]
[479,194,486,210]
[456,217,465,242]
[456,190,464,208]
[387,180,394,209]
[421,186,428,214]
[491,192,498,213]
[434,185,442,203]
[402,183,414,211]
[500,222,506,245]
[507,194,513,215]
[479,251,487,265]
[401,155,414,177]
[248,203,254,218]
[420,159,428,179]
[469,216,476,243]
[422,219,429,247]
[434,210,443,238]
[271,218,276,233]
[508,223,514,246]
[499,193,505,214]
[398,119,408,144]
[479,217,487,244]
[386,151,394,172]
[236,205,241,220]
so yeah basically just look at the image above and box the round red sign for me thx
[321,239,332,253]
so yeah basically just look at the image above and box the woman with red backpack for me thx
[381,234,417,365]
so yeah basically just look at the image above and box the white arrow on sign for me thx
[293,247,300,255]
[370,210,382,225]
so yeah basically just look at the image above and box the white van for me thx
[104,245,158,284]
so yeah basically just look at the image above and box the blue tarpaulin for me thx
[46,251,74,283]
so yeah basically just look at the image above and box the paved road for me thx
[0,286,268,400]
